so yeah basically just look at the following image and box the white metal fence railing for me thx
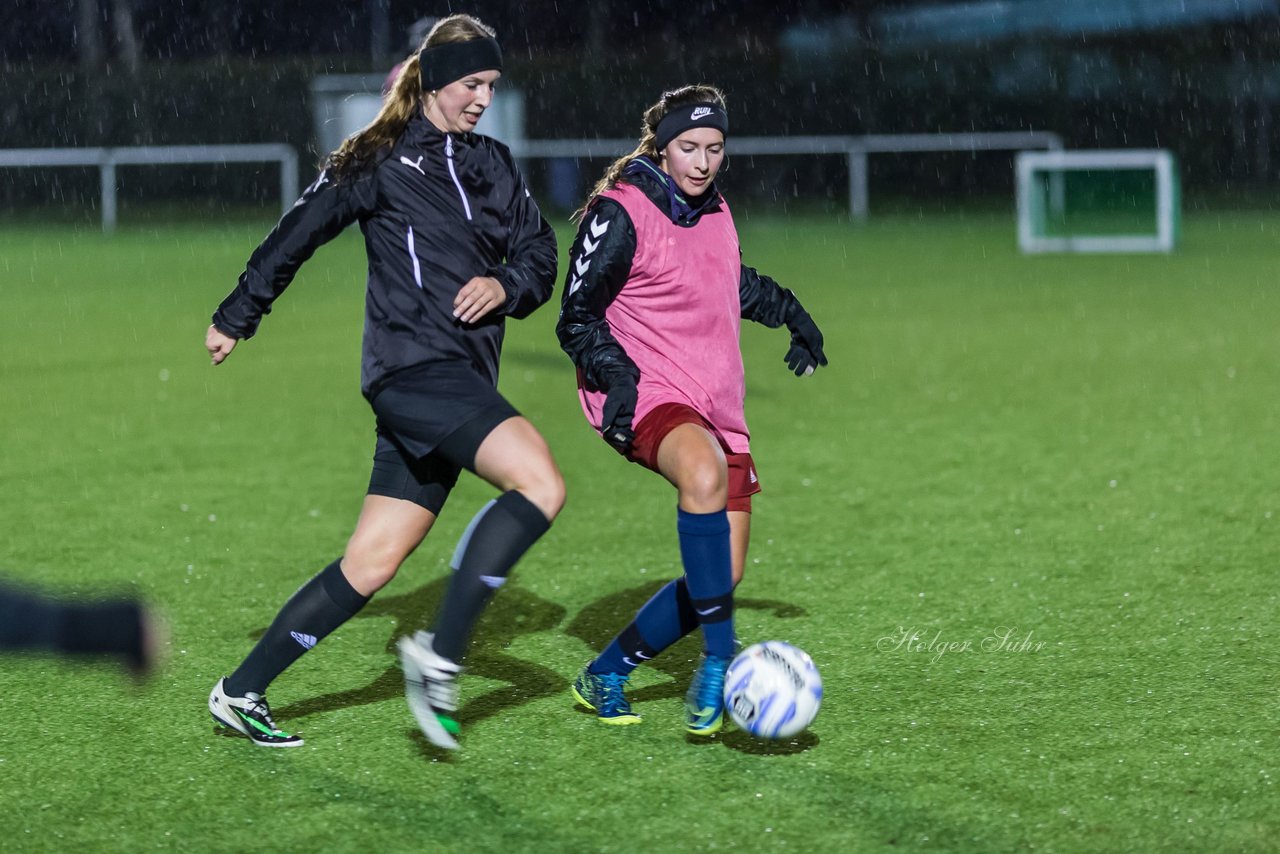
[510,131,1065,220]
[0,144,299,232]
[1,132,1063,230]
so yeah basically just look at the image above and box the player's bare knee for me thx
[679,462,728,512]
[341,542,404,593]
[519,463,565,521]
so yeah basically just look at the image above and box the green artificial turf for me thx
[0,207,1275,851]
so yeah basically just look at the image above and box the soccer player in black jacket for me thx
[204,14,561,750]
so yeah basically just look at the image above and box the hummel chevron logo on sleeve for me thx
[568,215,609,296]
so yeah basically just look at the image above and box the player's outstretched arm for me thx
[738,264,828,376]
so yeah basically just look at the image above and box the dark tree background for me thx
[4,0,873,63]
[2,1,1278,210]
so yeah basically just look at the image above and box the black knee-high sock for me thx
[225,559,369,697]
[430,491,550,663]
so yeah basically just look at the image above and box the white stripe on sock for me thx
[450,498,498,570]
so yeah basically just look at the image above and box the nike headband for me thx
[419,37,503,92]
[654,102,729,152]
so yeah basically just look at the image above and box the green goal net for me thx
[1016,150,1179,253]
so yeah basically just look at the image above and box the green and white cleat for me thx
[397,631,463,750]
[208,677,304,747]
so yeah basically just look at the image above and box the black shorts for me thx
[365,362,519,514]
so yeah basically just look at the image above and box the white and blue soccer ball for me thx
[723,641,822,739]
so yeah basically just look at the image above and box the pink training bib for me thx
[579,181,750,453]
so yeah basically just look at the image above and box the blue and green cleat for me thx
[684,653,732,735]
[572,665,642,725]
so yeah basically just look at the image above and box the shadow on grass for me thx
[257,575,808,751]
[565,580,807,703]
[716,728,820,755]
[266,575,567,733]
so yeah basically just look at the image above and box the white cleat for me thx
[208,677,304,747]
[397,632,463,750]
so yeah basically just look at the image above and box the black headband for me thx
[419,38,503,92]
[654,102,729,152]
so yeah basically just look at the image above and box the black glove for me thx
[784,310,828,376]
[600,377,638,453]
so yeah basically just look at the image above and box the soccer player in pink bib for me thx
[557,85,828,734]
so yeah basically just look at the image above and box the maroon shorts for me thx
[627,402,761,512]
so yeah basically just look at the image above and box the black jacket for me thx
[557,161,806,393]
[213,113,557,397]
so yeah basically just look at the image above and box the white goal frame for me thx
[1016,149,1178,254]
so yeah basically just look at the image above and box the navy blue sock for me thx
[676,507,735,658]
[225,559,369,697]
[590,578,699,675]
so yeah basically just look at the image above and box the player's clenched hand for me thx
[600,377,638,454]
[784,310,827,377]
[453,276,506,324]
[206,325,239,365]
